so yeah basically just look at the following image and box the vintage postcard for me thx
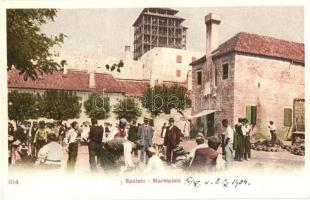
[1,0,309,199]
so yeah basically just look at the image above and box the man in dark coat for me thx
[234,118,245,161]
[88,118,104,172]
[164,118,183,164]
[243,118,252,160]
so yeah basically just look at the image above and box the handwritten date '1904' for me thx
[185,177,251,189]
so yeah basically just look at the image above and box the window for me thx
[197,71,202,85]
[176,69,181,77]
[284,108,293,127]
[246,106,257,125]
[176,55,182,63]
[192,57,197,62]
[222,64,229,80]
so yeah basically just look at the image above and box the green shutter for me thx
[251,106,257,125]
[284,108,292,127]
[246,106,252,123]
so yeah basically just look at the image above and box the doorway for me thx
[206,113,215,137]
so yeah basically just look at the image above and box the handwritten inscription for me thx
[185,177,251,189]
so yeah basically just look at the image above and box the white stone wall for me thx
[140,47,203,86]
[56,48,203,86]
[55,51,146,81]
[233,53,305,138]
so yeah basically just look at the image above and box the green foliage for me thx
[40,90,81,120]
[113,98,142,124]
[141,84,191,116]
[105,60,124,73]
[8,90,40,123]
[84,93,110,120]
[7,9,66,80]
[128,125,139,142]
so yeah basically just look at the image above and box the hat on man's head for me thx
[148,147,156,154]
[196,132,204,139]
[169,118,175,123]
[207,136,221,149]
[120,118,127,124]
[207,136,220,144]
[48,133,58,142]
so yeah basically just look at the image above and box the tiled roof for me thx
[8,69,149,97]
[161,81,188,89]
[117,79,150,97]
[190,32,304,66]
[190,56,206,66]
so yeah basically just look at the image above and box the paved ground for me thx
[10,133,304,174]
[69,134,304,174]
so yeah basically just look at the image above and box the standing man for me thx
[81,122,90,144]
[222,119,234,166]
[234,118,245,161]
[160,122,167,138]
[243,118,252,161]
[164,118,183,164]
[113,118,128,139]
[138,117,154,164]
[183,119,191,140]
[88,118,104,172]
[58,120,67,146]
[268,121,277,146]
[33,121,48,158]
[8,123,15,165]
[64,121,80,171]
[30,121,38,157]
[221,131,226,156]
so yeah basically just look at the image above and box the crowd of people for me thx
[8,115,278,174]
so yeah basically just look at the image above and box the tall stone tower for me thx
[133,8,187,60]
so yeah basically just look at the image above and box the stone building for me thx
[133,8,187,60]
[190,13,304,139]
[56,46,202,90]
[8,68,149,125]
[139,47,202,88]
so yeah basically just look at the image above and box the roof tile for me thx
[190,32,304,65]
[8,69,149,97]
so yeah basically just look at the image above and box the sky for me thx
[41,6,304,58]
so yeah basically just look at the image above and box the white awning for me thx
[190,109,217,119]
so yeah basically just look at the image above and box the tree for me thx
[8,90,40,125]
[105,60,124,73]
[7,9,66,80]
[84,93,110,120]
[40,90,81,120]
[141,84,191,116]
[113,98,142,124]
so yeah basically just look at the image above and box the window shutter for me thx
[251,106,257,125]
[246,106,252,123]
[284,108,292,127]
[245,106,257,125]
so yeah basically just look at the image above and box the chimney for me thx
[205,13,221,56]
[63,66,68,77]
[89,67,95,89]
[124,45,131,60]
